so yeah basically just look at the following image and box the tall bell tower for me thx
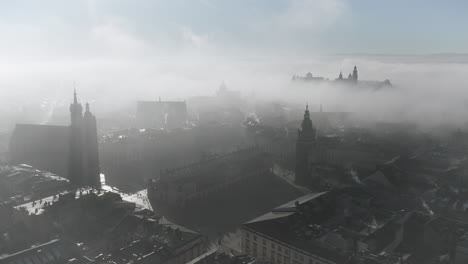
[68,89,101,188]
[83,103,101,188]
[295,104,316,185]
[352,65,358,83]
[69,89,84,186]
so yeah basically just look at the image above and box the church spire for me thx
[73,87,78,104]
[301,103,313,132]
[70,87,83,126]
[304,102,310,119]
[220,81,227,91]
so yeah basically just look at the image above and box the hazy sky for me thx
[1,0,468,130]
[0,0,467,59]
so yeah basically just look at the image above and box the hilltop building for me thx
[10,90,100,188]
[292,72,325,82]
[187,82,244,125]
[216,81,242,105]
[292,66,392,89]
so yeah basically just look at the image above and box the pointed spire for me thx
[73,82,78,104]
[220,81,227,91]
[304,103,310,119]
[301,102,314,134]
[70,82,83,123]
[85,102,90,112]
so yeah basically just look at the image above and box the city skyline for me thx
[1,2,468,263]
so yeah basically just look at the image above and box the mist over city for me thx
[1,1,468,264]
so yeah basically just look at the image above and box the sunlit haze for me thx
[1,2,468,264]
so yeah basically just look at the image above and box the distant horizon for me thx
[0,1,467,130]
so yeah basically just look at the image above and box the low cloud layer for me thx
[0,1,467,130]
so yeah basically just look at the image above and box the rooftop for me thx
[0,239,91,264]
[0,164,70,204]
[243,187,401,263]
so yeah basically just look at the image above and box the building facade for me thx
[149,147,271,208]
[241,228,335,264]
[240,189,409,264]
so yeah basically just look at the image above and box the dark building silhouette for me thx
[291,72,324,82]
[337,65,358,83]
[149,146,271,208]
[352,65,358,82]
[295,104,316,185]
[136,99,188,129]
[9,125,69,176]
[216,81,242,103]
[10,90,100,188]
[69,90,100,187]
[292,65,392,89]
[68,89,83,186]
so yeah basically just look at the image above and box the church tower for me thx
[295,104,316,185]
[352,65,358,82]
[69,89,84,186]
[83,103,101,188]
[68,90,101,188]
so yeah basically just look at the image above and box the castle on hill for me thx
[292,65,392,89]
